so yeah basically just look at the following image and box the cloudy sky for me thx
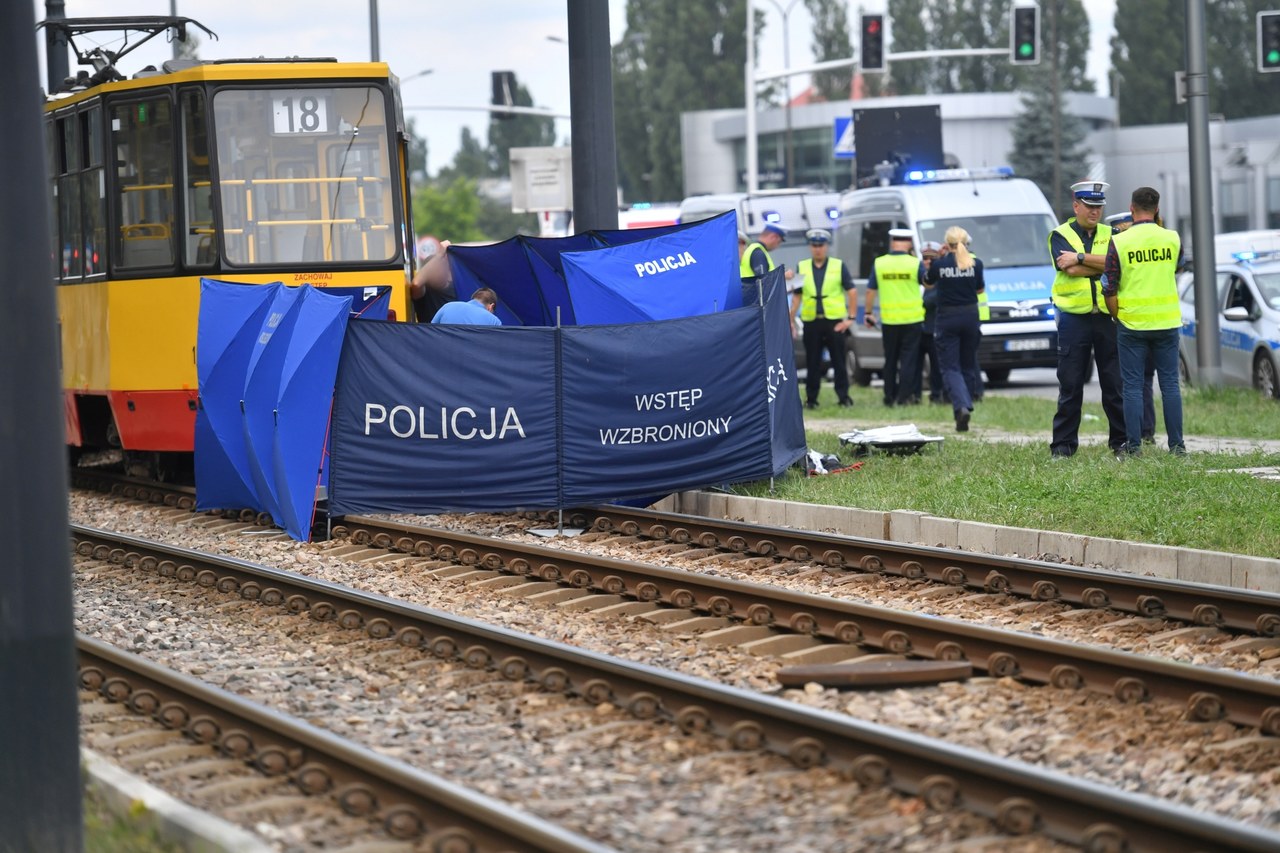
[36,1,1117,176]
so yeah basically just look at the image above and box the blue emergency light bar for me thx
[904,165,1015,184]
[1232,249,1280,263]
[827,207,839,220]
[763,211,781,223]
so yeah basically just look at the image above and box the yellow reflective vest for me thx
[1112,223,1182,330]
[740,242,775,278]
[796,257,848,321]
[1049,221,1112,314]
[872,253,924,325]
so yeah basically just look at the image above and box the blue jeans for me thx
[1115,324,1183,452]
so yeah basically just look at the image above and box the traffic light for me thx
[491,70,517,119]
[1260,10,1280,72]
[1011,4,1040,66]
[860,14,884,73]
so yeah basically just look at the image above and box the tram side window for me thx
[56,115,83,279]
[181,89,215,268]
[81,106,106,277]
[111,97,176,270]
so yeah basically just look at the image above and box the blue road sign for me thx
[833,116,855,160]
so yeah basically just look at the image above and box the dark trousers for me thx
[1051,311,1126,454]
[934,306,980,413]
[909,330,943,401]
[802,318,850,404]
[881,322,922,405]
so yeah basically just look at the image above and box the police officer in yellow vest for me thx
[864,228,926,406]
[790,228,855,409]
[1103,186,1185,456]
[1048,180,1126,458]
[741,222,789,279]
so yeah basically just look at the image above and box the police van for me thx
[833,167,1060,385]
[678,189,840,273]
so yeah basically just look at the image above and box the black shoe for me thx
[805,400,819,410]
[1050,449,1074,459]
[1142,434,1156,445]
[955,409,971,432]
[883,400,895,408]
[837,398,854,408]
[1170,444,1187,456]
[929,396,945,405]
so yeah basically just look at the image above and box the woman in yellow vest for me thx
[1103,186,1185,456]
[925,226,984,431]
[864,228,925,407]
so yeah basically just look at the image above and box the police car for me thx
[1178,250,1280,399]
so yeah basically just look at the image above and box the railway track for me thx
[323,514,1280,735]
[71,524,1280,852]
[78,633,608,852]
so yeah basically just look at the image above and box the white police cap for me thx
[888,228,914,240]
[1104,212,1133,226]
[1071,180,1109,206]
[805,228,831,244]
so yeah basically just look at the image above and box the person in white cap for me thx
[791,228,856,408]
[864,227,926,407]
[1047,180,1126,458]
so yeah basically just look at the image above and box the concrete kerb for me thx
[83,748,273,853]
[670,491,1278,592]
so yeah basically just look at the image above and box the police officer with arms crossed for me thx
[1103,186,1185,456]
[791,228,855,409]
[1048,181,1126,458]
[865,228,926,407]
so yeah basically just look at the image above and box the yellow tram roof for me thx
[45,60,394,111]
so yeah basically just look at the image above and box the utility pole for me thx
[2,1,82,850]
[1185,0,1221,386]
[567,0,618,231]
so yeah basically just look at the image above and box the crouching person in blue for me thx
[1103,186,1185,456]
[432,287,502,326]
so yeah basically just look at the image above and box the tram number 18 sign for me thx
[271,91,332,135]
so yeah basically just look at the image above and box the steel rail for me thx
[331,515,1280,736]
[71,524,1280,852]
[76,634,612,853]
[572,504,1280,636]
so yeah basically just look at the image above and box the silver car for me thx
[1179,254,1280,399]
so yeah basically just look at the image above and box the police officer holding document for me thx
[740,222,794,281]
[1048,181,1126,458]
[792,228,855,409]
[1103,186,1185,456]
[865,228,925,407]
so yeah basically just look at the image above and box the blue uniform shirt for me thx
[431,299,502,326]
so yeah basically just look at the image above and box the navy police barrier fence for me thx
[328,271,805,516]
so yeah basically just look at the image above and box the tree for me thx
[613,1,756,200]
[886,0,1091,95]
[1008,69,1089,219]
[487,81,556,179]
[406,117,428,183]
[805,0,853,101]
[412,176,486,243]
[1111,0,1280,126]
[436,127,491,184]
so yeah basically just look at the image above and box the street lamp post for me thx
[401,68,434,83]
[761,0,801,188]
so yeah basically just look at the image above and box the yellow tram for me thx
[43,17,415,474]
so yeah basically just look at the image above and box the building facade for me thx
[681,94,1280,236]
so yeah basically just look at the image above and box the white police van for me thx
[678,189,841,273]
[833,167,1060,385]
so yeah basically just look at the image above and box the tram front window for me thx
[211,86,397,267]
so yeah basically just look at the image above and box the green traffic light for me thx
[1269,48,1280,66]
[1018,43,1033,58]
